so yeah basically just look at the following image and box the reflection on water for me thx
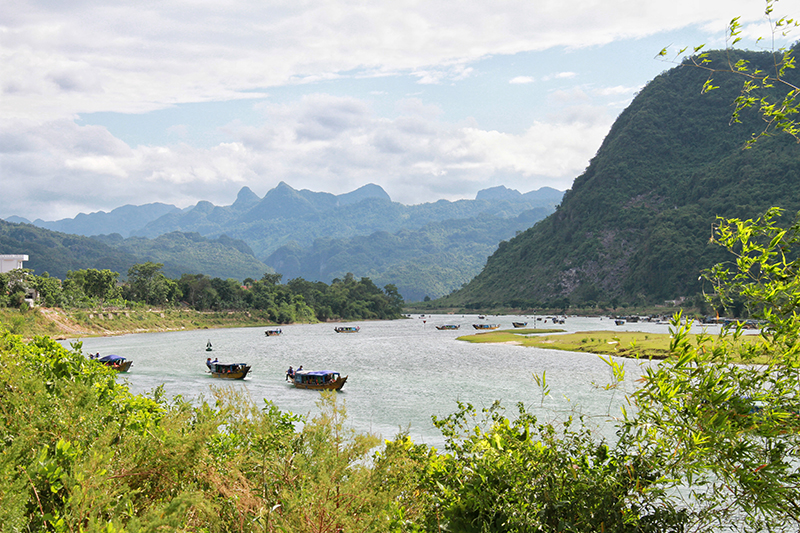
[69,315,716,449]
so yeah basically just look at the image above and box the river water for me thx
[70,315,719,449]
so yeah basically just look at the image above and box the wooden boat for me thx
[473,324,500,330]
[98,354,132,372]
[436,324,460,330]
[512,322,527,328]
[615,319,625,326]
[265,329,282,336]
[334,326,360,333]
[207,362,251,379]
[292,370,347,390]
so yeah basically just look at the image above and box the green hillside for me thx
[439,48,800,309]
[0,220,140,279]
[92,232,272,281]
[266,208,550,301]
[0,221,271,282]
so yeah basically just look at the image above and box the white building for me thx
[0,254,28,273]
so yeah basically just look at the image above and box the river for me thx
[70,314,718,449]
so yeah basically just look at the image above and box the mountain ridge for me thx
[439,48,800,309]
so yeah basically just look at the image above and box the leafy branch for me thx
[658,0,800,147]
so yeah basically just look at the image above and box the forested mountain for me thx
[0,220,271,281]
[3,183,561,299]
[439,47,800,309]
[267,207,551,301]
[133,182,561,260]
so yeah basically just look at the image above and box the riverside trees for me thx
[0,262,404,322]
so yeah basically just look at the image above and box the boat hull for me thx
[209,365,251,380]
[334,327,360,333]
[436,325,460,330]
[473,324,500,330]
[105,360,132,372]
[512,322,527,328]
[292,376,348,391]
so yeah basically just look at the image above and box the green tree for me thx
[126,262,179,305]
[627,209,800,530]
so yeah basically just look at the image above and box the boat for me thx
[473,324,500,330]
[436,324,461,330]
[98,354,132,372]
[334,326,360,333]
[615,319,625,326]
[292,370,347,390]
[265,329,282,336]
[512,322,527,328]
[207,361,251,379]
[206,340,213,352]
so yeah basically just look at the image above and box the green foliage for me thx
[266,208,553,302]
[420,401,684,533]
[663,0,800,147]
[124,262,179,306]
[627,209,800,530]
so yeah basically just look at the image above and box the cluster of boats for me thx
[90,325,353,391]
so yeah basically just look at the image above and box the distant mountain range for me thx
[440,47,800,309]
[4,183,563,300]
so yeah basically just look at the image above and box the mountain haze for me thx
[440,48,800,309]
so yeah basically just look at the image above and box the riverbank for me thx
[0,306,288,339]
[457,328,765,362]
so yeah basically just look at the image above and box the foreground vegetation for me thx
[2,207,800,532]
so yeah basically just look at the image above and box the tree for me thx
[624,209,800,531]
[126,262,179,305]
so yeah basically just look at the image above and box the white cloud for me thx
[2,0,795,220]
[0,94,612,218]
[1,0,783,120]
[543,72,578,81]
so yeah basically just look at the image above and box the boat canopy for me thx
[98,354,126,363]
[298,370,338,376]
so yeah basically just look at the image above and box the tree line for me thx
[0,262,404,322]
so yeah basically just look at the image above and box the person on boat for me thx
[206,357,213,369]
[286,366,294,381]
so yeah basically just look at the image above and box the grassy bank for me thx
[458,328,765,362]
[0,306,286,339]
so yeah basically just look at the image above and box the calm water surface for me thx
[71,315,719,448]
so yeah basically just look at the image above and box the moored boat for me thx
[98,354,132,372]
[207,362,251,379]
[615,319,625,326]
[473,324,500,330]
[334,326,360,333]
[265,329,282,336]
[436,324,460,330]
[512,322,527,328]
[292,370,347,390]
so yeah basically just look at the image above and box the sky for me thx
[1,0,796,222]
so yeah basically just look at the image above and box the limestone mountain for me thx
[440,48,800,309]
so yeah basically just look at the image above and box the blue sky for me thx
[1,0,796,221]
